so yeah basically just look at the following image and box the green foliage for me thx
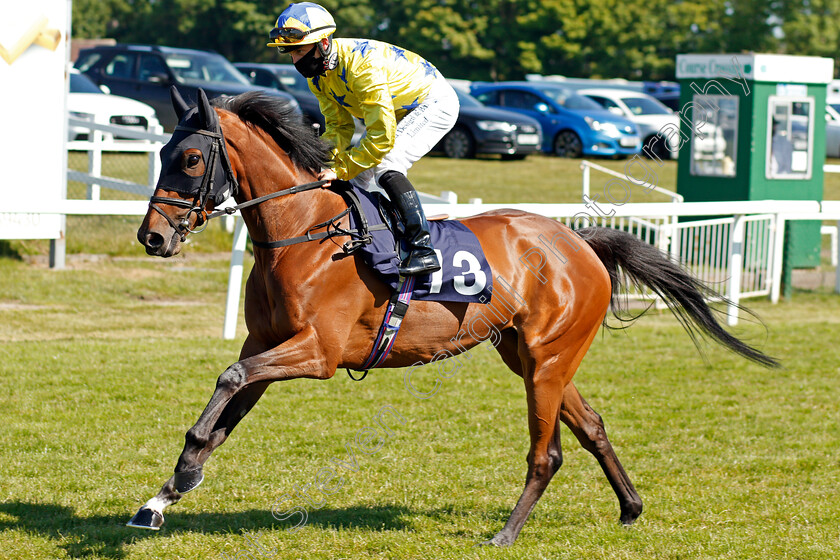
[780,0,840,60]
[72,0,840,81]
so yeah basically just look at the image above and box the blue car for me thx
[471,81,641,158]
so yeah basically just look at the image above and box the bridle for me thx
[148,122,381,252]
[148,125,240,241]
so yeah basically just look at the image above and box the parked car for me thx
[74,45,300,131]
[642,81,682,111]
[826,105,840,158]
[234,62,368,144]
[433,88,542,159]
[234,62,324,129]
[471,81,640,158]
[68,69,160,141]
[828,96,840,116]
[578,88,679,159]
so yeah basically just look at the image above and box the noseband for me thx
[149,126,240,241]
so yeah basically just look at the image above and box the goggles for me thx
[268,25,334,52]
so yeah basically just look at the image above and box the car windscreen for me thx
[166,53,251,86]
[538,87,603,111]
[272,69,312,94]
[621,96,672,116]
[70,72,103,94]
[455,88,484,108]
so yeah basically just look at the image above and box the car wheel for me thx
[443,127,475,159]
[644,134,671,160]
[553,130,583,158]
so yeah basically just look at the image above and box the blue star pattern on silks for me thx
[390,46,407,61]
[421,60,437,78]
[331,91,352,108]
[311,74,322,91]
[351,40,372,57]
[401,98,420,111]
[338,67,352,92]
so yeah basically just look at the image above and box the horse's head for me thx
[137,87,239,257]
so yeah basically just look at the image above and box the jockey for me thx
[268,2,459,276]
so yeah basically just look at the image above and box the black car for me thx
[234,62,366,143]
[434,88,543,159]
[74,45,301,131]
[234,62,324,130]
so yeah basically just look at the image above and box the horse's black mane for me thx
[212,91,332,175]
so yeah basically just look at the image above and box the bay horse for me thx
[130,87,778,545]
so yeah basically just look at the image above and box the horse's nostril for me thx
[147,232,165,249]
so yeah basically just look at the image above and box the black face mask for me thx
[295,46,325,78]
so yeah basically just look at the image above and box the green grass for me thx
[414,153,679,203]
[0,257,838,559]
[1,155,839,559]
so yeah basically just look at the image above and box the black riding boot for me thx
[378,171,441,276]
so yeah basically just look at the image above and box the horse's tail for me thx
[579,226,780,369]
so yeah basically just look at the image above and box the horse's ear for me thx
[170,86,190,121]
[197,88,217,130]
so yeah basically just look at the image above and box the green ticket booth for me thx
[674,53,834,275]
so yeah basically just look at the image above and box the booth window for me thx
[766,96,813,180]
[690,95,738,177]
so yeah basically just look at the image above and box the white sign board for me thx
[676,53,834,85]
[0,1,68,240]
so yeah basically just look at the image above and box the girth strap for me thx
[347,275,416,381]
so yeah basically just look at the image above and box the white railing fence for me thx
[7,196,839,338]
[67,116,168,200]
[7,135,839,338]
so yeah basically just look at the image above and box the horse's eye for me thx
[182,150,206,177]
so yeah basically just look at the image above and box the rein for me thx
[204,179,329,221]
[151,123,387,252]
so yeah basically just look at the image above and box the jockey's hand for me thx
[317,169,337,186]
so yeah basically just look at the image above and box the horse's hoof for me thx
[620,516,639,527]
[126,507,164,530]
[173,469,204,493]
[478,534,514,547]
[620,501,643,526]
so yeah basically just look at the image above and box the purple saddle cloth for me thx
[344,185,493,303]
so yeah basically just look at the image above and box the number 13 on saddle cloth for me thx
[347,185,493,303]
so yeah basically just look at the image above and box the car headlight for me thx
[476,120,516,133]
[584,116,621,137]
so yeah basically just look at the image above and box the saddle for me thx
[328,180,494,377]
[330,180,493,303]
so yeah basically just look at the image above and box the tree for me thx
[70,0,800,82]
[780,0,840,70]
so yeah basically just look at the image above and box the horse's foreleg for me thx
[127,326,332,530]
[559,382,642,525]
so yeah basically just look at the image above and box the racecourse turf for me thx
[0,155,838,559]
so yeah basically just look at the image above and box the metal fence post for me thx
[770,215,786,303]
[836,220,840,295]
[87,117,104,200]
[581,161,590,199]
[223,216,249,340]
[727,214,745,326]
[148,123,164,188]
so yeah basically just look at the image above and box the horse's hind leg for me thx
[559,382,642,525]
[482,365,565,547]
